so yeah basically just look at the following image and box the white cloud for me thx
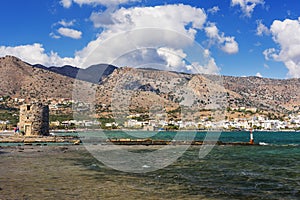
[207,6,220,14]
[58,27,82,39]
[0,43,48,64]
[231,0,264,17]
[80,4,209,70]
[60,0,140,7]
[205,23,219,38]
[0,4,228,75]
[92,4,207,32]
[189,58,220,75]
[264,17,300,78]
[205,22,239,54]
[49,32,61,39]
[203,49,211,57]
[256,20,270,36]
[90,8,115,28]
[263,48,277,60]
[0,43,81,66]
[156,47,220,74]
[50,19,77,39]
[221,37,239,54]
[60,0,72,8]
[157,47,187,70]
[58,19,76,27]
[80,4,222,75]
[255,72,262,77]
[156,47,219,74]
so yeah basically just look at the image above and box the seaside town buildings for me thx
[1,97,300,131]
[48,113,300,131]
[45,99,299,130]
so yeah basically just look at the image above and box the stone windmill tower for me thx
[18,103,49,136]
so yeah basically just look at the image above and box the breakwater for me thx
[106,138,256,146]
[0,135,80,145]
[0,135,257,146]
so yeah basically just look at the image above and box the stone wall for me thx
[19,103,49,136]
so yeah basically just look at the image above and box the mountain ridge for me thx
[1,55,300,115]
[33,63,117,84]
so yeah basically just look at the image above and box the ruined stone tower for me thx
[19,103,49,136]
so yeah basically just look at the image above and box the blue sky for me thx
[0,0,300,79]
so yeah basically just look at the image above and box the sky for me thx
[0,0,300,79]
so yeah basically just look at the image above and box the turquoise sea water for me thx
[1,131,299,199]
[80,131,300,199]
[147,145,300,199]
[73,130,300,145]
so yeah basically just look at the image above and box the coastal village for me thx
[1,96,300,132]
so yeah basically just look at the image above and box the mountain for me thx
[1,55,300,116]
[34,64,80,79]
[33,63,117,84]
[223,76,300,113]
[0,55,91,101]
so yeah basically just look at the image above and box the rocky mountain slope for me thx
[1,55,299,115]
[223,76,300,113]
[0,56,90,101]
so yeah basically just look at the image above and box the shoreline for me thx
[0,135,256,146]
[51,128,300,132]
[1,129,300,136]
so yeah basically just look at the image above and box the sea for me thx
[1,131,299,199]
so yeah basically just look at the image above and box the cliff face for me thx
[1,55,300,114]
